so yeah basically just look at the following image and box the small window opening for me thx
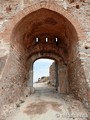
[46,38,48,42]
[56,38,58,42]
[36,37,39,43]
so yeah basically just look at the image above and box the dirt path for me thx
[7,82,88,120]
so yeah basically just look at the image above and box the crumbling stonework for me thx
[49,62,56,87]
[0,0,90,119]
[37,76,50,83]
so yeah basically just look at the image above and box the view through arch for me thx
[0,3,89,116]
[33,58,59,90]
[33,58,54,83]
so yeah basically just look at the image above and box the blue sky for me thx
[33,59,54,82]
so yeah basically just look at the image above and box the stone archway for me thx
[0,1,89,111]
[28,52,69,94]
[32,58,56,88]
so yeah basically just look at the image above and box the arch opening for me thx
[33,58,54,84]
[11,8,78,64]
[33,58,60,91]
[0,7,88,109]
[10,8,78,95]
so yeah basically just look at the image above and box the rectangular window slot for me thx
[46,38,48,42]
[36,37,39,42]
[56,38,58,42]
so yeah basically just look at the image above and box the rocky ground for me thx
[7,82,89,120]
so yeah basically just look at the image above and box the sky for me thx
[33,59,54,82]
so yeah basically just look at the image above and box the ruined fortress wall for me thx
[0,0,90,99]
[49,62,56,86]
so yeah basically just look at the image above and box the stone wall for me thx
[68,0,90,108]
[49,62,56,87]
[0,56,7,74]
[0,40,9,76]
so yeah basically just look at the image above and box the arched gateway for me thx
[0,1,89,110]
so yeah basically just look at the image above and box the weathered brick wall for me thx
[67,0,90,107]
